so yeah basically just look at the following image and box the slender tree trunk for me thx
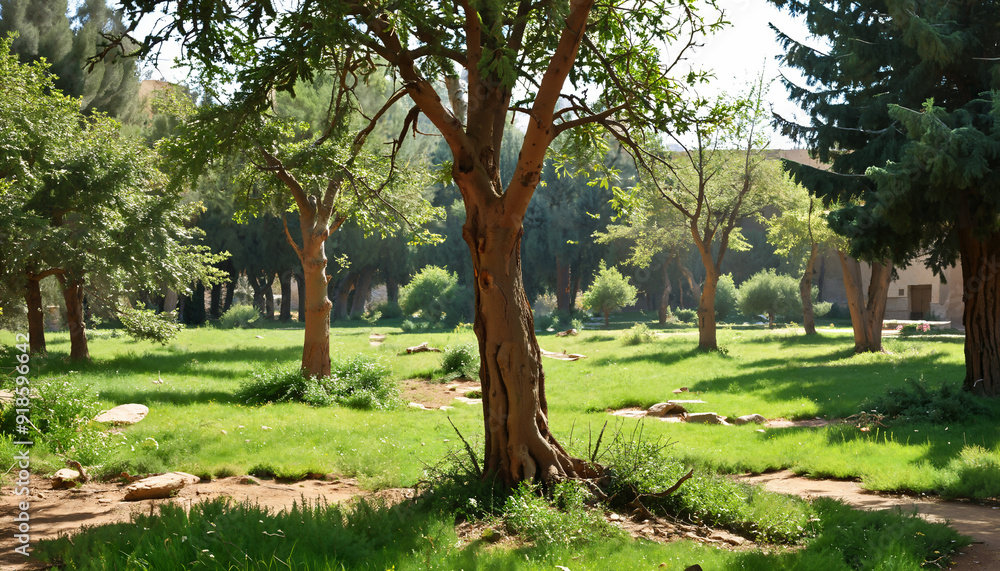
[555,255,571,313]
[801,242,819,335]
[385,275,399,304]
[838,251,892,353]
[264,274,276,320]
[223,272,238,312]
[958,229,1000,396]
[58,276,89,361]
[279,271,293,322]
[463,202,596,485]
[658,262,672,325]
[248,273,266,314]
[350,268,374,318]
[209,283,223,319]
[24,276,46,355]
[767,310,776,328]
[332,272,357,322]
[697,270,719,350]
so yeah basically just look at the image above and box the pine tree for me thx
[0,0,141,122]
[770,0,1000,393]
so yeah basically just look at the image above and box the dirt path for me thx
[738,470,1000,570]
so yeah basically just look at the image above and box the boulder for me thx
[685,412,729,425]
[51,469,80,489]
[94,404,149,425]
[647,402,686,417]
[123,472,201,501]
[729,414,767,425]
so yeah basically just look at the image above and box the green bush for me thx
[580,261,637,326]
[441,343,479,379]
[860,378,992,424]
[400,266,470,325]
[621,323,654,345]
[218,304,260,329]
[737,269,801,327]
[715,273,739,321]
[674,307,697,323]
[118,303,182,344]
[235,355,398,410]
[503,481,624,549]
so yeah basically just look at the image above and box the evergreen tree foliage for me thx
[770,0,1000,393]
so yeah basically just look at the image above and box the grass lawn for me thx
[1,315,995,569]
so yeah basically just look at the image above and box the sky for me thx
[134,0,815,149]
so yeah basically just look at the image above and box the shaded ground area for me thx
[738,470,1000,570]
[400,378,481,408]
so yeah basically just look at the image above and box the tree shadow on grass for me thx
[95,387,237,406]
[34,345,302,381]
[591,346,707,368]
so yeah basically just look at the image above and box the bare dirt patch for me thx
[400,378,481,409]
[0,475,375,569]
[737,470,1000,570]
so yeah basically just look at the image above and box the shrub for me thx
[580,261,637,326]
[503,481,624,549]
[234,355,398,410]
[218,304,260,329]
[715,273,738,321]
[400,266,470,324]
[441,343,479,379]
[532,291,558,316]
[673,307,697,323]
[621,323,655,345]
[737,269,801,327]
[860,378,992,424]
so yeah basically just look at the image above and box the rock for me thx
[51,469,80,489]
[408,402,430,410]
[647,402,686,417]
[672,387,689,394]
[94,404,149,425]
[237,475,262,485]
[555,328,579,337]
[730,414,767,425]
[406,342,442,354]
[123,472,201,501]
[685,412,729,425]
[668,399,707,404]
[439,405,455,411]
[454,396,483,404]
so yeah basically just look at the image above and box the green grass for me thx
[2,317,983,569]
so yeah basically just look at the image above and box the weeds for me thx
[235,355,398,410]
[440,343,479,379]
[621,323,655,345]
[860,378,993,424]
[218,304,260,329]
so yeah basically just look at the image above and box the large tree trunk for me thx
[838,251,892,353]
[24,276,46,355]
[463,203,596,485]
[658,260,673,325]
[295,214,338,378]
[263,274,276,320]
[957,229,1000,396]
[800,242,819,335]
[385,275,399,305]
[279,271,293,322]
[350,268,374,318]
[58,276,89,361]
[555,255,571,313]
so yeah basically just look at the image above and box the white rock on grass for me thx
[729,414,767,425]
[94,404,149,425]
[123,472,201,501]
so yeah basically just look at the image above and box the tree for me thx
[0,0,143,122]
[580,261,638,327]
[869,98,1000,396]
[157,68,438,378]
[113,0,725,485]
[769,0,1000,366]
[626,80,796,350]
[738,269,801,328]
[0,37,223,358]
[765,186,840,334]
